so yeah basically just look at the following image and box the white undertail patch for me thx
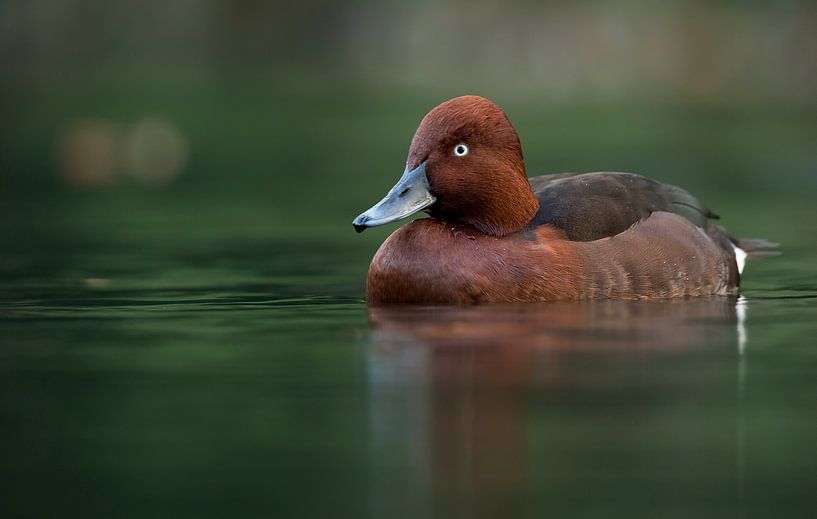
[733,245,747,275]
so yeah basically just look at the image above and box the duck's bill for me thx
[353,162,435,233]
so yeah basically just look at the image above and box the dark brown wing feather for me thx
[527,172,720,241]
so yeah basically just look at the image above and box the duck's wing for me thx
[527,172,719,241]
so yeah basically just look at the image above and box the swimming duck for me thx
[353,95,764,305]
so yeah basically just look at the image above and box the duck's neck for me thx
[464,174,539,237]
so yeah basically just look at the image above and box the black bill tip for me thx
[353,215,369,233]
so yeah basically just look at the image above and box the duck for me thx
[353,95,770,305]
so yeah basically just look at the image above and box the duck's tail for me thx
[733,238,780,274]
[707,223,779,275]
[736,238,781,259]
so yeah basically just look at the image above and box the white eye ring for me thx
[453,143,469,157]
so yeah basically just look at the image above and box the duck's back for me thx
[527,172,721,242]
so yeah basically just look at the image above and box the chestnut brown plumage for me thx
[409,96,538,237]
[355,95,770,305]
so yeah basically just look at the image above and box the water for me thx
[2,189,816,518]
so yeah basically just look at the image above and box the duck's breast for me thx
[366,219,582,305]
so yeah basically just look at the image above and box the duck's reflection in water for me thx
[366,298,743,516]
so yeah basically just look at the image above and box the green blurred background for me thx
[2,0,816,249]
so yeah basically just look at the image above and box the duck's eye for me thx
[453,143,469,157]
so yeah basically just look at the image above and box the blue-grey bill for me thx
[353,162,435,233]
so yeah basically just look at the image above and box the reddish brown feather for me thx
[407,96,538,237]
[367,213,738,305]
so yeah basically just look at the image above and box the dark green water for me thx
[2,189,817,518]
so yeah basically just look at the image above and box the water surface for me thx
[2,191,817,518]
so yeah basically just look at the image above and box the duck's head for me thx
[353,95,538,237]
